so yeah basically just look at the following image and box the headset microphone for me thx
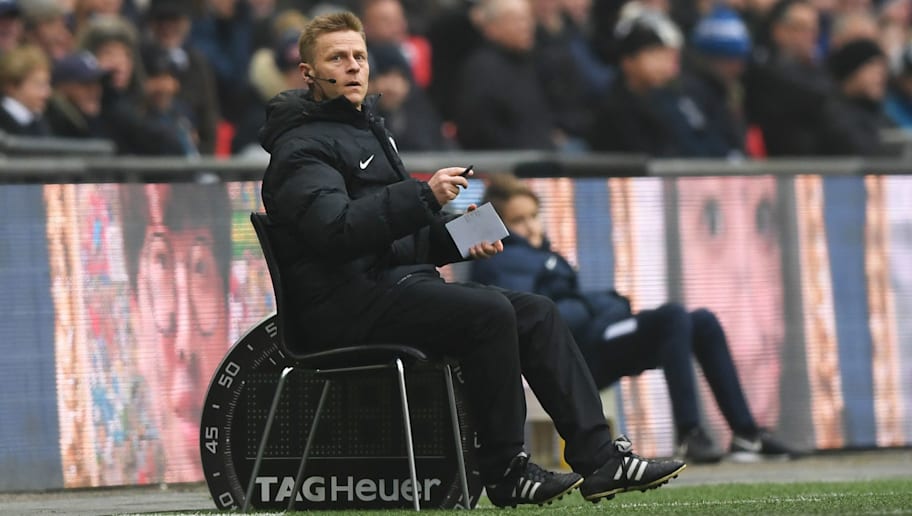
[307,74,337,84]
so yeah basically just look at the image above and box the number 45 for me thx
[205,427,218,454]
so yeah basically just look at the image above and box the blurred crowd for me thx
[0,0,910,157]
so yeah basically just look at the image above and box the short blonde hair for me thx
[297,11,365,64]
[482,173,540,216]
[0,45,50,90]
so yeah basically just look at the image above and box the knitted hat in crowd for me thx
[78,16,138,53]
[368,43,412,79]
[615,11,682,58]
[140,43,179,77]
[692,6,751,58]
[827,38,884,82]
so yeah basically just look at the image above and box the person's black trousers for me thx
[369,274,615,483]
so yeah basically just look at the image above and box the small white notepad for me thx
[445,202,510,258]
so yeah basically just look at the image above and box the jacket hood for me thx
[258,89,379,153]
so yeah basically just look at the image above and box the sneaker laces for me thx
[610,435,648,482]
[495,452,557,486]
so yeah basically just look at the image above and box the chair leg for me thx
[395,358,421,511]
[243,366,294,512]
[287,379,332,512]
[444,364,471,509]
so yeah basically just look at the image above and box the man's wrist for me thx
[419,181,443,212]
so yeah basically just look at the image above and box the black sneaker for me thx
[729,429,796,462]
[676,427,724,464]
[484,452,583,508]
[580,435,687,503]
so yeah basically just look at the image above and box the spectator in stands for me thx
[249,0,278,50]
[133,43,199,155]
[828,10,878,52]
[529,0,595,148]
[471,173,797,464]
[78,16,142,104]
[588,9,741,157]
[682,5,754,157]
[743,0,836,155]
[189,0,253,124]
[0,44,51,136]
[233,27,308,154]
[560,0,615,95]
[144,0,219,154]
[367,42,454,151]
[0,0,23,55]
[877,0,910,74]
[885,42,912,129]
[45,50,107,138]
[72,0,135,37]
[821,37,895,155]
[360,0,432,88]
[78,16,174,154]
[426,0,481,122]
[454,0,557,150]
[22,0,75,61]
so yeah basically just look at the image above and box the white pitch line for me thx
[614,490,904,509]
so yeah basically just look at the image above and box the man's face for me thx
[363,0,407,44]
[94,40,133,91]
[843,58,887,101]
[484,0,535,53]
[623,46,680,91]
[500,194,544,248]
[144,73,179,112]
[773,3,819,63]
[59,80,102,116]
[28,18,74,61]
[370,69,410,112]
[301,30,369,108]
[135,184,228,482]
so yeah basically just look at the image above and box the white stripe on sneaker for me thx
[625,458,641,480]
[634,459,648,481]
[613,457,627,480]
[528,481,541,499]
[732,435,762,452]
[520,480,531,498]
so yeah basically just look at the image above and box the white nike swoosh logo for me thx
[359,155,374,169]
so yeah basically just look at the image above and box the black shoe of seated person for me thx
[484,451,583,508]
[580,435,687,503]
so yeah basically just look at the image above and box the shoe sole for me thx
[583,463,687,503]
[492,477,584,509]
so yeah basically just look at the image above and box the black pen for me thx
[460,165,474,188]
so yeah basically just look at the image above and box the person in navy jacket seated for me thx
[471,173,796,463]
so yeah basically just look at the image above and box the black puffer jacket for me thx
[259,90,462,349]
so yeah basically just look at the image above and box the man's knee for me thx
[690,307,722,332]
[652,302,690,334]
[470,290,518,329]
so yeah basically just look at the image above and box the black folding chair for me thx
[244,212,470,512]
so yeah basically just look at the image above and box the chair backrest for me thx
[250,212,294,354]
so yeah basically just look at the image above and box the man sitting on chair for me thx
[258,10,686,507]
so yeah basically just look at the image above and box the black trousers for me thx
[369,275,615,483]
